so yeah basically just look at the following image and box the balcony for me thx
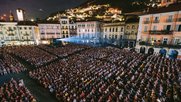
[153,20,159,23]
[166,19,173,22]
[143,21,150,24]
[139,41,181,49]
[149,30,173,35]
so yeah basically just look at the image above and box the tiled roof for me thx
[37,21,60,24]
[17,21,37,26]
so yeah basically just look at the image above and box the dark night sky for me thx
[0,0,88,20]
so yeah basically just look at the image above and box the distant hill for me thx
[77,0,151,12]
[47,0,153,21]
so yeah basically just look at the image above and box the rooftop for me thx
[126,17,139,23]
[144,2,181,15]
[17,21,38,26]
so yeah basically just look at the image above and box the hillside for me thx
[79,0,145,12]
[47,0,156,21]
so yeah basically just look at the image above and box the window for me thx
[127,26,130,29]
[105,35,107,39]
[115,28,118,32]
[115,35,117,39]
[24,27,27,30]
[166,25,171,31]
[112,28,114,32]
[174,39,180,44]
[112,35,114,39]
[176,25,181,31]
[29,27,32,30]
[146,18,149,21]
[63,35,65,38]
[105,28,107,32]
[82,24,85,27]
[144,26,148,32]
[154,17,159,22]
[163,38,168,44]
[153,26,157,31]
[132,25,135,29]
[167,15,173,22]
[121,28,123,32]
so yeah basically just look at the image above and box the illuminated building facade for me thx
[0,22,19,46]
[17,21,40,45]
[137,3,181,46]
[125,18,139,47]
[38,22,61,44]
[60,17,70,38]
[69,20,77,37]
[0,21,40,46]
[76,21,101,39]
[102,21,125,45]
[160,0,178,6]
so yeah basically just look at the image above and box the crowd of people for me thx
[38,44,90,57]
[6,46,58,67]
[0,53,26,76]
[29,46,181,102]
[1,44,180,102]
[0,78,36,102]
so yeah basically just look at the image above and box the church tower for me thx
[9,10,14,21]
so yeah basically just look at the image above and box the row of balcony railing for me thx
[149,30,173,35]
[143,18,181,24]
